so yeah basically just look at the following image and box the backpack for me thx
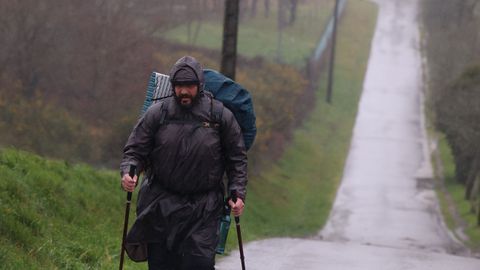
[141,69,256,150]
[137,69,255,256]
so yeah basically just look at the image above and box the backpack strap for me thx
[159,102,168,126]
[209,95,227,200]
[210,96,223,128]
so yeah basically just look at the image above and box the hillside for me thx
[0,149,132,269]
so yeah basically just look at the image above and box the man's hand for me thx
[228,198,245,217]
[121,173,138,192]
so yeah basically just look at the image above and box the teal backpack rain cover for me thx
[142,69,256,150]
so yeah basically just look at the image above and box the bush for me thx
[0,86,92,163]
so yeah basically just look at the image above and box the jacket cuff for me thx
[120,161,141,177]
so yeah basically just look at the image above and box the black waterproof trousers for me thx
[147,243,215,270]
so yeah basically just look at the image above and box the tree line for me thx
[0,0,313,169]
[422,0,480,225]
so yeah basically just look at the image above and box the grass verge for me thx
[0,148,141,269]
[434,134,480,251]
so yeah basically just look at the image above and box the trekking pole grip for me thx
[231,192,240,223]
[127,165,136,201]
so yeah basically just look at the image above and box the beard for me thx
[175,93,195,109]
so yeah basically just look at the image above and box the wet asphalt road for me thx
[217,0,480,269]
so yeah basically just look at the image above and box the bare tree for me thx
[251,0,258,18]
[264,0,270,18]
[289,0,298,25]
[276,0,289,62]
[0,0,59,98]
[185,1,205,45]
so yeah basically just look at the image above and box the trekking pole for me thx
[119,165,136,270]
[232,194,246,270]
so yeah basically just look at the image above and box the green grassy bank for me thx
[0,149,124,269]
[435,135,480,251]
[0,1,378,269]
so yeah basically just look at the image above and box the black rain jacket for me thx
[119,56,248,260]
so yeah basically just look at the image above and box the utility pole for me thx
[221,0,240,80]
[326,0,339,104]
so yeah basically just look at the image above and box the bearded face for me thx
[174,83,199,109]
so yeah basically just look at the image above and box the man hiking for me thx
[120,55,248,270]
